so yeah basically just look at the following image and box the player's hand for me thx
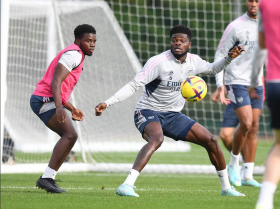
[211,88,220,103]
[219,86,231,105]
[56,106,66,123]
[71,108,84,121]
[248,87,260,100]
[95,103,107,116]
[228,46,245,58]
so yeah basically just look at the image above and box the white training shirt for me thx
[58,50,83,71]
[105,50,233,112]
[215,13,263,88]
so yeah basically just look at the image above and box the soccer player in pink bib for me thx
[30,24,96,193]
[248,0,280,208]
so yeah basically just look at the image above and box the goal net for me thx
[2,0,271,174]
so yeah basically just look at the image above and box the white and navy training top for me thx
[215,13,263,88]
[105,50,233,112]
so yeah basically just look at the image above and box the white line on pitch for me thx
[60,173,218,178]
[1,186,219,192]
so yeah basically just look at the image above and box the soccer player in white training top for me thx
[96,25,245,197]
[214,0,263,187]
[248,0,280,208]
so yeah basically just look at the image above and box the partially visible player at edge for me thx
[30,24,96,193]
[214,0,263,187]
[96,25,245,197]
[211,75,265,176]
[248,0,280,208]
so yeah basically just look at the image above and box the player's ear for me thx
[189,41,192,48]
[74,38,80,46]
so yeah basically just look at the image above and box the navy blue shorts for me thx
[221,103,239,128]
[226,85,263,110]
[30,95,57,125]
[134,109,196,141]
[267,83,280,129]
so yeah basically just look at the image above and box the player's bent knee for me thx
[205,135,219,150]
[251,122,259,132]
[219,133,230,142]
[240,122,252,133]
[64,132,78,142]
[148,135,164,150]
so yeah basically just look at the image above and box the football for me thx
[181,76,207,102]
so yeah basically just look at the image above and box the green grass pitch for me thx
[1,140,279,208]
[1,172,280,209]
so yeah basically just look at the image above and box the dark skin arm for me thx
[52,63,84,123]
[64,101,84,121]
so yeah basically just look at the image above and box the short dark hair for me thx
[74,24,96,39]
[170,25,192,41]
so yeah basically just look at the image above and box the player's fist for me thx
[56,106,66,123]
[248,87,260,100]
[72,109,84,121]
[228,46,245,58]
[95,103,107,116]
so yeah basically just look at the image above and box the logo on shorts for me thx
[237,97,243,104]
[148,116,154,119]
[43,97,50,103]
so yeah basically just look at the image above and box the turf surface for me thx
[13,140,272,165]
[1,172,280,209]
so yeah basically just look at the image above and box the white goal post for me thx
[1,0,10,169]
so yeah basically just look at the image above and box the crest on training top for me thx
[168,70,173,80]
[187,66,193,75]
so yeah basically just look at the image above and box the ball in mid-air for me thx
[181,76,207,102]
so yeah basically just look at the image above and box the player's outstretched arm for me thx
[95,103,107,116]
[196,46,245,76]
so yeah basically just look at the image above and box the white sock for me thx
[217,169,231,191]
[256,181,277,209]
[229,151,240,167]
[123,169,140,186]
[239,154,244,164]
[42,166,57,180]
[240,164,244,180]
[243,162,254,181]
